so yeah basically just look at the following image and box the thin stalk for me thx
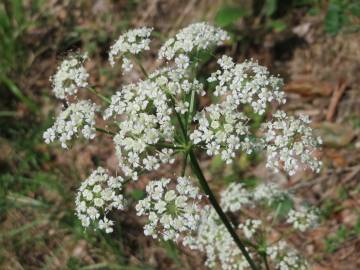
[181,153,188,176]
[188,150,259,270]
[263,253,270,270]
[148,143,183,150]
[88,87,111,104]
[185,86,196,135]
[134,56,149,78]
[95,127,116,136]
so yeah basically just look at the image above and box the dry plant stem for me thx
[188,150,259,270]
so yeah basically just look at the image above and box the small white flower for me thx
[253,182,285,204]
[238,219,262,239]
[185,207,250,270]
[287,208,318,232]
[159,22,229,60]
[50,53,89,100]
[43,100,98,148]
[190,101,252,164]
[208,56,285,115]
[175,54,190,70]
[121,57,134,73]
[109,27,153,67]
[136,177,202,242]
[261,111,322,175]
[267,241,310,270]
[220,182,251,212]
[75,167,125,233]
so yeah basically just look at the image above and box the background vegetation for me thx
[0,0,359,269]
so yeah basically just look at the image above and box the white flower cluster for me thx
[190,101,252,164]
[267,241,310,270]
[104,78,173,180]
[208,55,285,115]
[50,54,89,100]
[220,182,251,212]
[104,67,205,180]
[158,22,229,61]
[148,66,205,97]
[221,182,283,210]
[44,22,323,270]
[135,177,202,241]
[185,207,250,270]
[287,208,318,232]
[75,167,126,233]
[238,219,262,239]
[221,182,318,230]
[43,100,97,148]
[108,27,153,70]
[253,182,286,204]
[262,111,322,176]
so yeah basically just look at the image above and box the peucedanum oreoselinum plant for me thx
[44,23,322,270]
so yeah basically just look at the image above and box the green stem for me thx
[188,150,259,270]
[95,127,116,136]
[181,153,188,176]
[263,253,270,270]
[134,56,149,78]
[185,86,196,135]
[88,87,111,104]
[148,143,183,150]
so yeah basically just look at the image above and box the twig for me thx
[326,79,347,122]
[342,165,360,184]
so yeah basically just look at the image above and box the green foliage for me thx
[324,225,349,253]
[325,0,360,35]
[264,0,278,17]
[0,0,39,111]
[271,195,294,217]
[269,20,287,32]
[215,5,247,27]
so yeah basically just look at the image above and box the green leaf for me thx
[308,7,320,16]
[325,3,342,35]
[0,74,37,112]
[354,217,360,236]
[264,0,278,17]
[270,20,287,32]
[130,189,146,200]
[350,2,360,17]
[215,6,247,27]
[271,195,294,217]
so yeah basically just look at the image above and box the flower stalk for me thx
[188,150,259,270]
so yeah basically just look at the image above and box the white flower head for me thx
[208,56,285,115]
[75,167,126,233]
[253,182,285,204]
[159,22,229,61]
[267,241,310,270]
[43,100,98,148]
[185,207,250,270]
[190,101,252,164]
[104,67,204,180]
[109,27,153,67]
[287,208,318,232]
[238,219,262,239]
[136,177,202,242]
[50,53,89,100]
[220,182,251,212]
[262,111,322,176]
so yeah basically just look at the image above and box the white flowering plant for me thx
[45,22,322,270]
